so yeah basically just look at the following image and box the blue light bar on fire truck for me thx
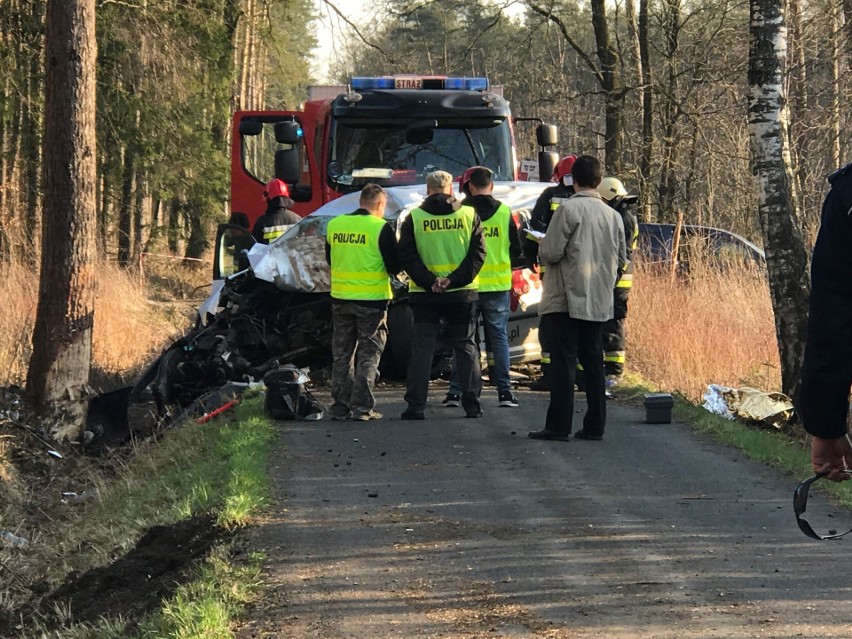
[350,76,489,91]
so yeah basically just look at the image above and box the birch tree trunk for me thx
[26,0,97,440]
[830,0,842,169]
[747,0,810,398]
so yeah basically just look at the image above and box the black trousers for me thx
[404,302,482,413]
[541,312,606,435]
[602,288,629,376]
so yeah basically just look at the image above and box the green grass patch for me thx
[26,397,277,639]
[76,398,275,564]
[135,546,265,639]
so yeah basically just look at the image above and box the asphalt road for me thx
[236,385,852,639]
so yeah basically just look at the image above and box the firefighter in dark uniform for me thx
[798,162,852,480]
[398,170,486,420]
[598,177,639,383]
[526,154,577,392]
[252,178,301,244]
[325,184,400,421]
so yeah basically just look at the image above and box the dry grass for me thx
[0,259,201,388]
[627,255,781,401]
[91,263,196,380]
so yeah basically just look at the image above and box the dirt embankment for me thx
[0,385,225,636]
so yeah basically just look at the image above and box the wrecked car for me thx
[211,181,549,367]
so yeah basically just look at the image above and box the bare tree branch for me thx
[526,1,604,86]
[320,0,397,66]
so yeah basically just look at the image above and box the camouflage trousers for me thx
[330,301,388,419]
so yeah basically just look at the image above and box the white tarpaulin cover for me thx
[252,235,330,292]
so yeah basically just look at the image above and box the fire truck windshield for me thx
[328,119,513,190]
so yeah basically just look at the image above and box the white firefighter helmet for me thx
[597,177,629,202]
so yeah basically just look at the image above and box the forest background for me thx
[0,0,847,395]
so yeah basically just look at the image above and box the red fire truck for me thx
[230,75,558,226]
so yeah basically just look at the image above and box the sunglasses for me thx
[794,473,852,540]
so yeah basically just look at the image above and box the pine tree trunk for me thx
[184,197,208,261]
[26,0,97,441]
[117,145,134,267]
[591,0,624,172]
[167,198,180,254]
[97,157,109,258]
[657,0,682,222]
[23,45,42,266]
[747,0,810,398]
[625,0,643,115]
[133,171,144,262]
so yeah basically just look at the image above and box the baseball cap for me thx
[426,170,453,190]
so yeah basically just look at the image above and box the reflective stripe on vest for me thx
[615,218,639,287]
[616,272,633,288]
[549,196,570,212]
[261,223,292,241]
[327,214,392,301]
[479,203,512,292]
[409,206,477,293]
[604,351,626,363]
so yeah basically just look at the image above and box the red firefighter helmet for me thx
[263,178,290,200]
[552,154,578,183]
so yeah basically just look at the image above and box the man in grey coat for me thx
[529,155,627,442]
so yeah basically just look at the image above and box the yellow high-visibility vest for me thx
[327,213,392,300]
[409,205,477,293]
[479,203,512,292]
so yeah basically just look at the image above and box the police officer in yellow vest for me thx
[325,184,400,421]
[443,166,522,409]
[398,170,487,420]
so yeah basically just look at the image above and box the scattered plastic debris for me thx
[47,449,63,459]
[0,531,29,548]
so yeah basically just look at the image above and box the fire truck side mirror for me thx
[239,119,263,136]
[538,151,559,183]
[274,121,303,145]
[275,149,300,185]
[536,124,558,147]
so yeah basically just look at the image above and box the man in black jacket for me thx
[252,178,301,244]
[798,162,852,481]
[398,170,487,420]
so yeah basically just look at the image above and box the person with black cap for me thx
[397,170,486,420]
[252,178,301,244]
